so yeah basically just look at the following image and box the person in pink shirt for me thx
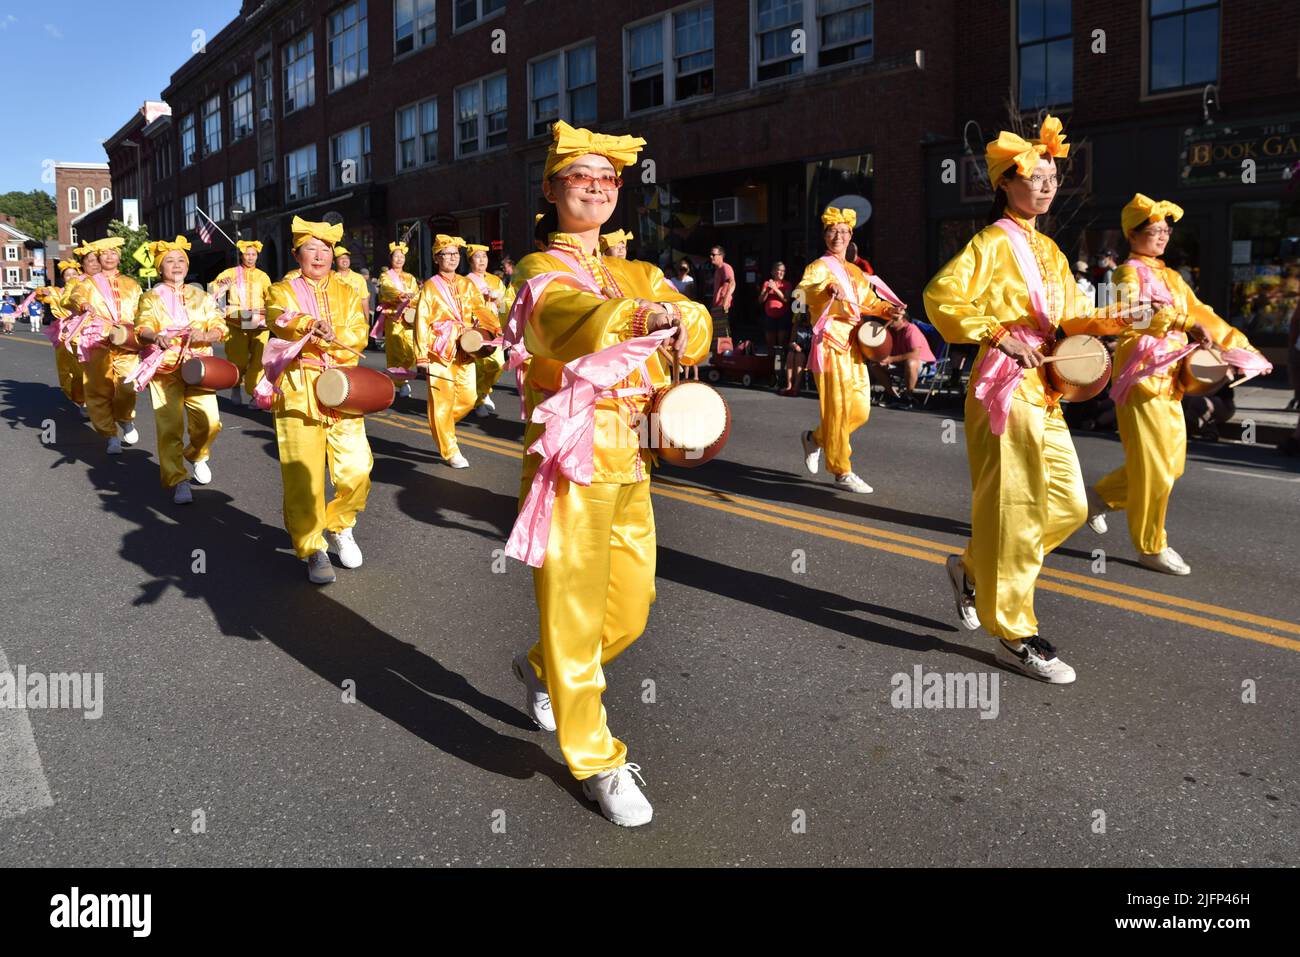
[709,245,735,338]
[871,312,935,407]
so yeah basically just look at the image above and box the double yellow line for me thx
[369,406,1300,655]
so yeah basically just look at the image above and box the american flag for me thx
[197,213,215,245]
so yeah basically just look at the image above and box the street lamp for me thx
[230,203,246,241]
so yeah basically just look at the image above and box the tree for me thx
[0,190,58,242]
[108,220,151,284]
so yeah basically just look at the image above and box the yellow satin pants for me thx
[83,347,139,438]
[522,477,656,780]
[812,345,872,476]
[147,372,221,488]
[426,358,477,458]
[385,316,418,371]
[1094,392,1186,555]
[224,327,269,397]
[274,410,372,558]
[55,347,84,405]
[961,394,1087,640]
[474,347,505,407]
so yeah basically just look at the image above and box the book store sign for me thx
[1180,116,1300,187]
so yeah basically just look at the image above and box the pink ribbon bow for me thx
[1109,334,1198,406]
[125,324,192,392]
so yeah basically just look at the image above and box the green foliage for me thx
[0,190,58,242]
[108,220,152,283]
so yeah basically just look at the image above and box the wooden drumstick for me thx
[1036,348,1109,365]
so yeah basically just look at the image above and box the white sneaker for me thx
[582,764,653,827]
[999,636,1076,684]
[325,527,363,569]
[475,404,492,418]
[228,386,242,405]
[1139,548,1191,576]
[306,550,336,584]
[445,452,469,469]
[945,555,980,631]
[191,459,212,485]
[511,653,556,732]
[398,382,412,398]
[834,472,873,494]
[800,430,821,474]
[481,394,496,412]
[1085,486,1109,534]
[120,422,139,445]
[173,480,194,504]
[106,436,123,455]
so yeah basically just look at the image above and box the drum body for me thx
[107,325,145,352]
[1046,335,1111,403]
[315,365,395,414]
[180,356,241,390]
[457,328,495,359]
[650,380,731,467]
[1179,348,1230,397]
[855,319,893,362]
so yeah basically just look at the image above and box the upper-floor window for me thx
[69,226,78,246]
[84,188,96,211]
[529,43,597,137]
[232,169,256,213]
[4,245,18,261]
[180,113,197,166]
[455,73,507,157]
[285,144,318,201]
[453,0,504,32]
[284,30,316,115]
[331,124,373,188]
[328,0,369,92]
[205,182,225,222]
[67,187,79,213]
[396,97,438,171]
[395,0,436,56]
[752,0,872,83]
[101,187,111,203]
[1018,0,1072,108]
[1149,0,1218,92]
[816,0,872,68]
[203,94,222,155]
[231,74,254,141]
[183,193,198,231]
[626,4,715,115]
[755,0,804,82]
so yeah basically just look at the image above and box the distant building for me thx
[0,214,41,297]
[53,162,111,259]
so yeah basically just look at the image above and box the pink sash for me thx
[807,256,906,373]
[1109,261,1189,405]
[371,269,413,338]
[993,219,1053,334]
[970,325,1050,435]
[253,280,326,409]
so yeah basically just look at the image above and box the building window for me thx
[755,0,804,82]
[183,194,198,231]
[69,227,78,246]
[455,73,507,157]
[1018,0,1072,108]
[395,0,436,56]
[453,0,504,32]
[258,55,273,120]
[331,125,372,188]
[817,0,872,68]
[1149,0,1218,92]
[5,268,19,285]
[203,94,222,155]
[4,245,17,261]
[396,97,438,171]
[231,74,254,141]
[85,188,96,211]
[67,187,79,213]
[529,43,597,138]
[328,0,369,92]
[673,5,714,101]
[284,30,316,115]
[285,145,318,201]
[627,20,665,113]
[233,169,256,213]
[626,4,715,114]
[101,187,111,203]
[181,113,197,166]
[205,182,225,222]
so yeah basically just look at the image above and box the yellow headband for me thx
[434,235,466,253]
[148,236,191,270]
[86,237,125,253]
[985,114,1070,184]
[1122,193,1185,235]
[465,244,490,255]
[599,230,632,251]
[544,120,646,179]
[236,240,262,253]
[389,242,408,255]
[821,207,857,229]
[291,215,344,250]
[333,245,351,257]
[56,259,79,273]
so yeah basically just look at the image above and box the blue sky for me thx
[0,1,242,195]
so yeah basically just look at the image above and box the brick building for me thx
[1,215,42,297]
[53,162,112,259]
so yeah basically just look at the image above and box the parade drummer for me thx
[464,242,508,418]
[375,241,420,398]
[37,258,88,415]
[211,240,272,407]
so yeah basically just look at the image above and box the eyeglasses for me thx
[553,172,623,191]
[1022,173,1061,191]
[1145,226,1173,237]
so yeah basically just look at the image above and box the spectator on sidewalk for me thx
[758,261,793,367]
[670,257,696,299]
[709,246,735,339]
[870,311,935,407]
[0,295,15,335]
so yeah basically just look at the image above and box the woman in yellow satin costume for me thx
[38,259,87,412]
[1088,195,1265,576]
[264,217,374,585]
[332,245,371,303]
[797,206,900,494]
[464,243,508,416]
[413,235,499,467]
[211,240,272,406]
[507,120,711,827]
[924,116,1141,685]
[376,241,420,395]
[599,229,632,259]
[69,237,144,454]
[134,238,228,503]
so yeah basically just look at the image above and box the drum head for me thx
[180,358,204,385]
[460,329,484,353]
[857,320,888,348]
[1052,336,1109,386]
[108,325,129,346]
[657,382,728,452]
[1187,349,1230,382]
[316,368,350,407]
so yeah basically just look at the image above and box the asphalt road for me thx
[0,329,1296,866]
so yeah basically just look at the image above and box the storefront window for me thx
[1229,200,1300,345]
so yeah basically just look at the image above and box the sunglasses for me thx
[554,172,623,191]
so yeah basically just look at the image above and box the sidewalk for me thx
[1225,375,1298,444]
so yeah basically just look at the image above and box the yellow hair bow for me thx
[544,120,646,179]
[821,207,857,229]
[985,114,1071,184]
[434,235,466,253]
[465,243,490,255]
[148,236,191,269]
[56,259,79,273]
[1122,193,1185,235]
[389,241,409,255]
[599,230,633,251]
[236,240,263,253]
[333,245,351,257]
[85,237,125,253]
[291,216,344,250]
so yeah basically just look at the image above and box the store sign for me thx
[1180,116,1300,187]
